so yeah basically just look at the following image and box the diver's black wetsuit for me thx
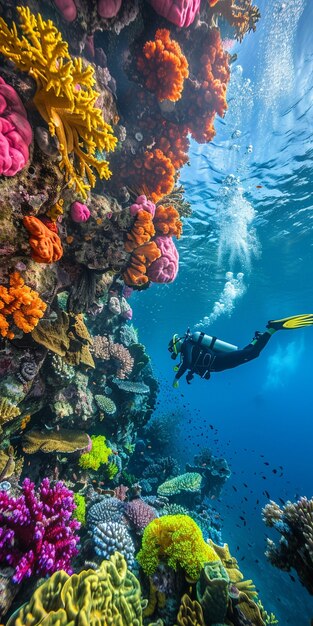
[174,331,271,384]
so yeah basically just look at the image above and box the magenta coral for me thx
[130,195,156,218]
[0,76,32,176]
[124,499,158,531]
[0,478,80,583]
[148,0,201,27]
[147,235,179,283]
[70,201,91,223]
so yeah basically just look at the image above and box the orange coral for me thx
[139,149,176,203]
[137,29,189,102]
[0,272,47,339]
[154,205,182,239]
[124,209,155,253]
[123,241,161,287]
[184,28,230,144]
[156,121,189,170]
[23,216,63,263]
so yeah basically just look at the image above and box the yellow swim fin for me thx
[267,314,313,330]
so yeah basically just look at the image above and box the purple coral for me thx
[124,498,158,531]
[130,195,156,218]
[0,478,80,583]
[0,76,32,176]
[147,236,179,283]
[148,0,201,27]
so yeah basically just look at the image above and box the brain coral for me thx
[7,552,143,626]
[0,76,32,176]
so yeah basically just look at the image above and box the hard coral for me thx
[0,7,117,199]
[22,428,91,454]
[7,553,143,626]
[0,271,46,339]
[148,0,201,27]
[124,498,158,531]
[147,236,179,283]
[0,76,32,177]
[137,29,189,102]
[79,434,112,471]
[23,216,63,263]
[137,515,218,580]
[0,478,80,583]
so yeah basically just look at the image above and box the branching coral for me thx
[0,76,32,176]
[79,434,112,471]
[137,515,219,580]
[262,496,313,594]
[0,272,47,339]
[137,29,189,102]
[0,478,80,583]
[208,0,261,42]
[0,6,117,198]
[23,216,63,263]
[92,335,134,378]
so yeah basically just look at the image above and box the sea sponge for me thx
[137,29,189,102]
[79,435,112,471]
[0,271,47,339]
[153,205,182,238]
[0,6,117,199]
[196,560,230,624]
[123,241,161,287]
[137,515,219,580]
[141,148,176,202]
[147,235,179,283]
[7,553,143,626]
[125,209,155,252]
[22,429,91,455]
[23,216,63,264]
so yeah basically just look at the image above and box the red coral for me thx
[137,29,189,102]
[23,216,63,263]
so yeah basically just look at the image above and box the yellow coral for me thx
[0,399,20,435]
[0,7,117,199]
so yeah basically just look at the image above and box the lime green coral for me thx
[137,515,219,581]
[73,493,86,525]
[79,435,111,471]
[106,461,119,480]
[0,6,117,199]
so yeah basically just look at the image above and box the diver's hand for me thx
[172,379,179,389]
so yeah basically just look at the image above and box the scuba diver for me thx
[168,314,313,388]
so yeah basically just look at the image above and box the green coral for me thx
[79,435,111,471]
[137,515,219,581]
[157,472,202,496]
[73,493,86,525]
[94,394,116,416]
[106,461,119,480]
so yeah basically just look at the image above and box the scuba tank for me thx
[191,331,238,353]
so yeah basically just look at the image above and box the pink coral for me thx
[0,76,32,176]
[97,0,122,18]
[70,201,91,223]
[0,478,80,583]
[148,0,201,27]
[130,195,156,218]
[124,499,158,531]
[114,485,129,501]
[53,0,77,21]
[147,235,179,283]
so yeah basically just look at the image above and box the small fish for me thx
[243,483,248,488]
[256,185,263,188]
[289,574,296,582]
[278,498,285,505]
[239,516,245,521]
[264,462,270,466]
[263,490,270,498]
[232,485,238,492]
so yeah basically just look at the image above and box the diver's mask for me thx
[168,334,184,359]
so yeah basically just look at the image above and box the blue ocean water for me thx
[132,1,313,623]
